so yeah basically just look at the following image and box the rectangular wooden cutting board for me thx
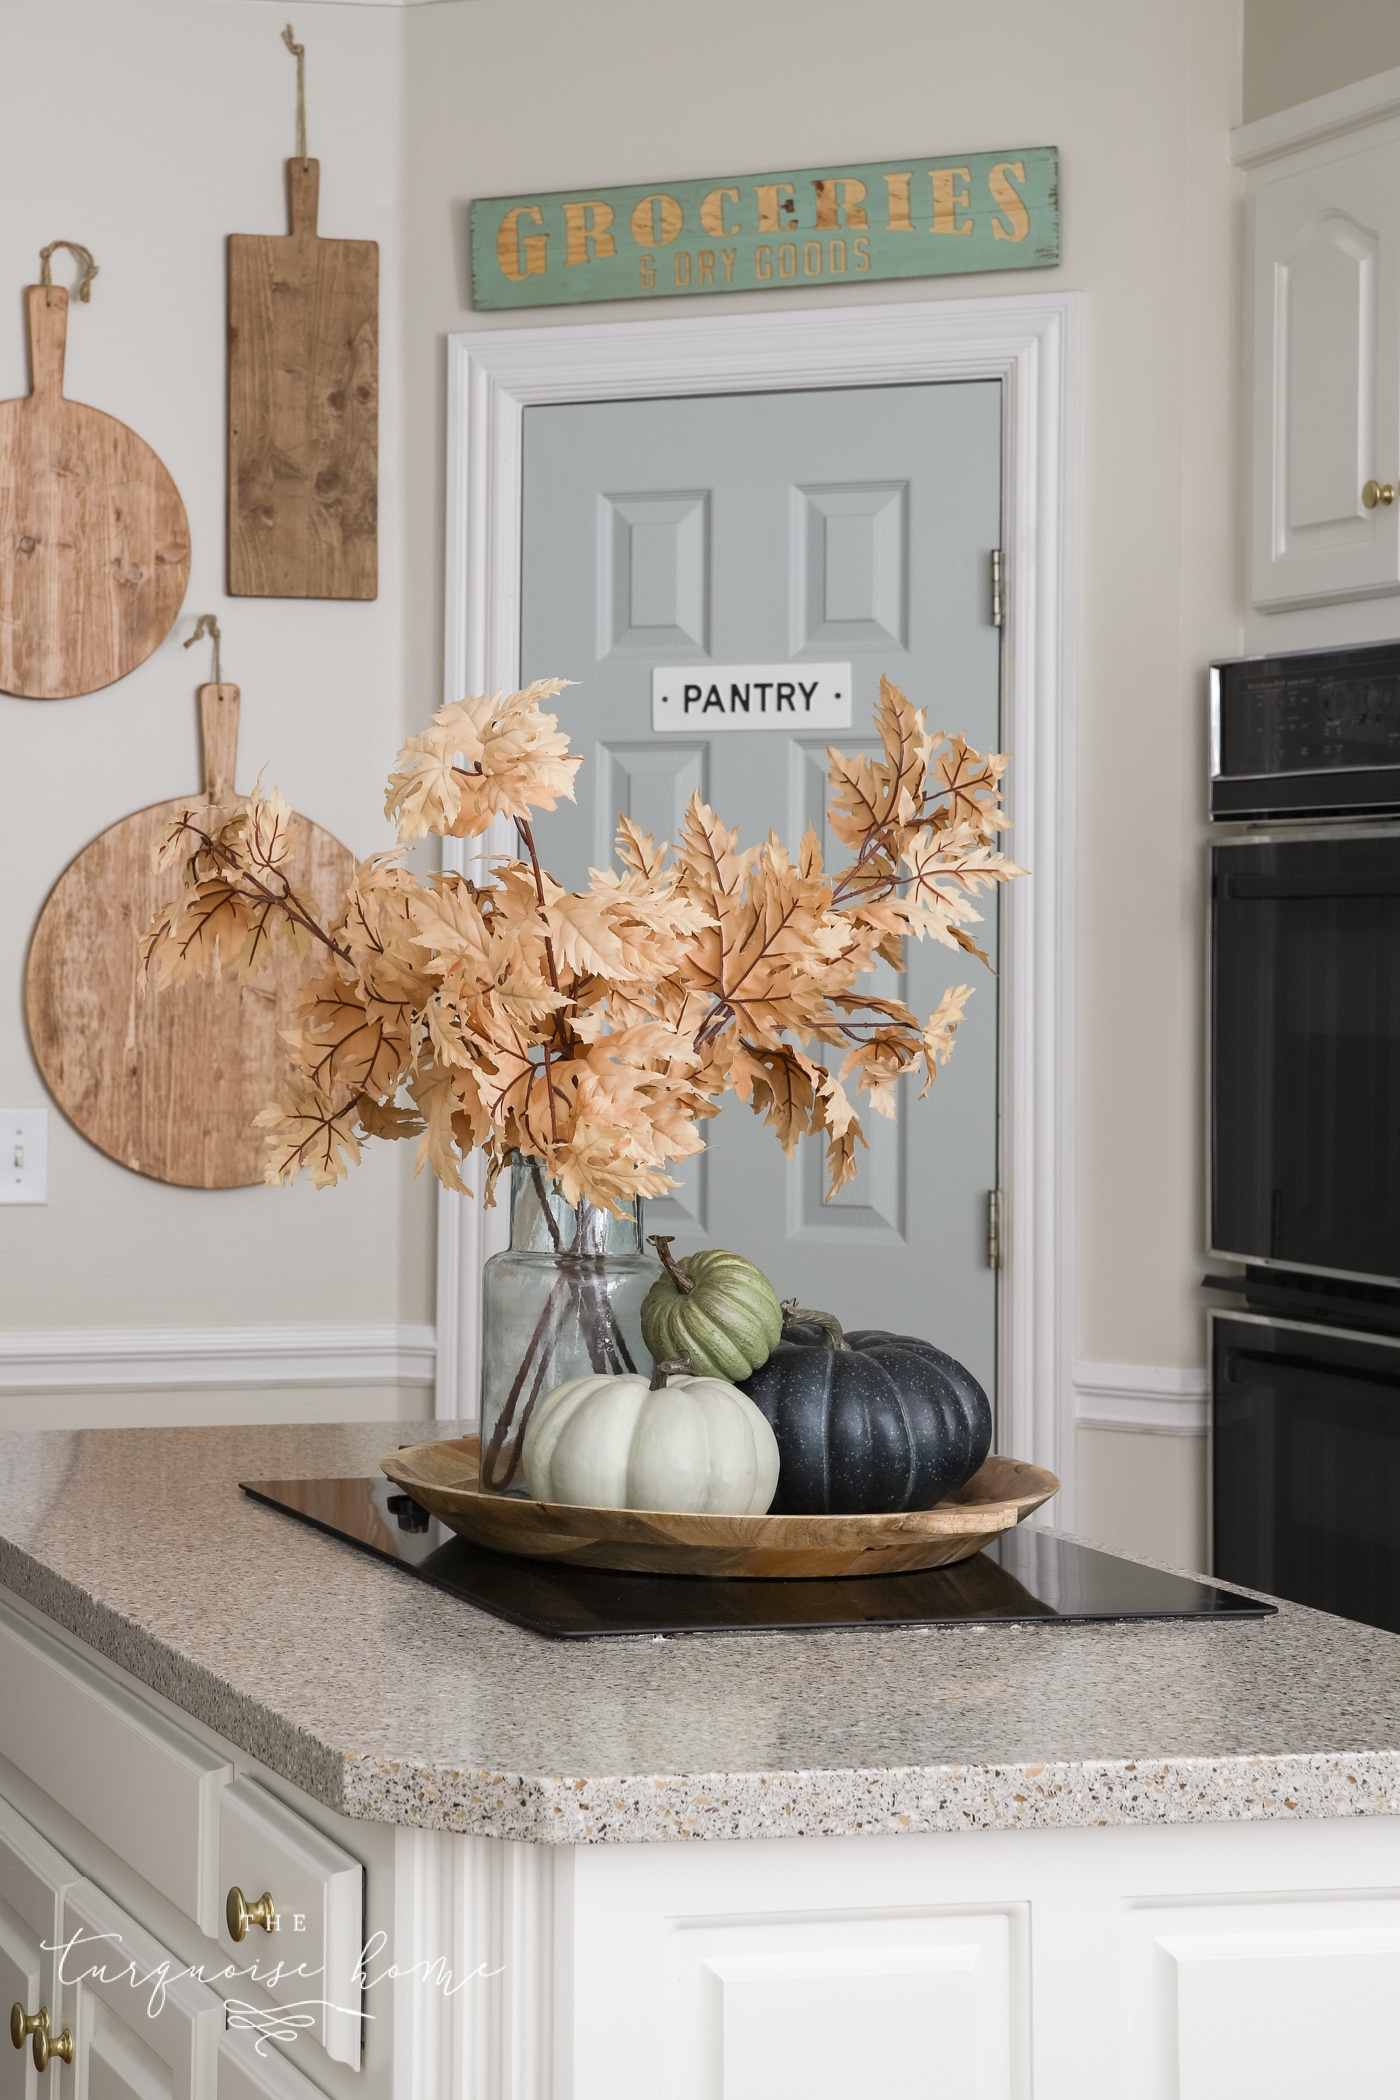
[228,158,378,600]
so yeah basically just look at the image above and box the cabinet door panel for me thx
[1251,136,1400,608]
[59,1881,222,2100]
[0,1796,79,2100]
[1124,1894,1400,2099]
[216,2032,325,2100]
[662,1907,1020,2100]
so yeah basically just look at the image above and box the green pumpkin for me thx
[640,1237,784,1382]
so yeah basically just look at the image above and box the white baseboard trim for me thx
[1074,1360,1209,1436]
[0,1325,436,1393]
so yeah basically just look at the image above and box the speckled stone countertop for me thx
[0,1420,1396,1845]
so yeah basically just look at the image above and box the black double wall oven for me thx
[1209,641,1400,1634]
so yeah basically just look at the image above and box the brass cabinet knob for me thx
[1363,479,1396,508]
[226,1886,276,1942]
[10,2004,74,2072]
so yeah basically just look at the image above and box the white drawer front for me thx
[59,1877,224,2100]
[218,1778,363,2070]
[0,1604,231,1937]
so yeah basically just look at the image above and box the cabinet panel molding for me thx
[1250,131,1400,608]
[217,2029,329,2100]
[59,1877,224,2100]
[0,1797,78,2100]
[664,1907,1022,2100]
[0,1603,231,1938]
[1124,1893,1400,2100]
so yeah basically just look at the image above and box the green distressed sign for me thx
[470,148,1059,311]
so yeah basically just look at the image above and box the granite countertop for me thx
[0,1420,1397,1845]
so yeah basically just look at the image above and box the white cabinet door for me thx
[1251,133,1400,608]
[216,2030,326,2100]
[0,1798,79,2100]
[57,1880,223,2100]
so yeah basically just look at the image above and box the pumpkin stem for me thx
[780,1299,851,1352]
[649,1355,692,1390]
[649,1235,696,1295]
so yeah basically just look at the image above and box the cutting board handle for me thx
[286,158,320,240]
[199,683,241,802]
[26,285,67,399]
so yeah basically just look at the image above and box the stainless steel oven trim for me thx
[1213,764,1400,783]
[1205,1246,1400,1289]
[1209,1305,1400,1351]
[1212,819,1400,845]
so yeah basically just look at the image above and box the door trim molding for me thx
[437,292,1083,1521]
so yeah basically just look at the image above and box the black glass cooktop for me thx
[240,1475,1276,1641]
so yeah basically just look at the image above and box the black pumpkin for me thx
[738,1308,992,1515]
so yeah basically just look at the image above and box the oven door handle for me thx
[1222,871,1400,900]
[1221,1346,1400,1395]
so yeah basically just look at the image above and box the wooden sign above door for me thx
[471,148,1058,311]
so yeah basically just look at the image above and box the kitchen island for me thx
[0,1420,1397,2100]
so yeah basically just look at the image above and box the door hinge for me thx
[990,548,1004,629]
[987,1189,1003,1270]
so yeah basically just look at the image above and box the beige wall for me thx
[0,1,434,1411]
[1076,1426,1208,1570]
[1244,0,1400,122]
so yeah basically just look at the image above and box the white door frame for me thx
[434,291,1083,1520]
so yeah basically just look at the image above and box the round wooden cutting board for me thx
[25,684,355,1188]
[0,285,191,699]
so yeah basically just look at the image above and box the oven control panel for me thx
[1211,640,1400,819]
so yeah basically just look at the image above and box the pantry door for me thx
[520,382,1002,1395]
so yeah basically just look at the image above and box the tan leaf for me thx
[141,877,259,989]
[615,813,668,879]
[242,785,298,876]
[385,682,580,841]
[358,1095,424,1142]
[255,1075,362,1190]
[285,967,409,1097]
[920,982,975,1093]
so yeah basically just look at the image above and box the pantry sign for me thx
[470,148,1059,311]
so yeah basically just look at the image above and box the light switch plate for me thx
[0,1111,48,1205]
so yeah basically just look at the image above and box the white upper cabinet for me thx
[1241,84,1400,609]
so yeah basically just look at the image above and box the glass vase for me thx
[478,1157,656,1496]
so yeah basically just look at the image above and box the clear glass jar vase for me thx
[478,1157,657,1495]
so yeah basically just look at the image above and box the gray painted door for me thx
[520,381,1002,1396]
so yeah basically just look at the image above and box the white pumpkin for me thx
[521,1357,780,1514]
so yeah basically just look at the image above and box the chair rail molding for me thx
[1074,1361,1209,1436]
[436,291,1083,1521]
[0,1324,436,1393]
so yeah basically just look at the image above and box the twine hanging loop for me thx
[282,24,308,164]
[184,613,224,689]
[39,241,99,304]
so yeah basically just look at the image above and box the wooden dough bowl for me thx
[381,1438,1060,1580]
